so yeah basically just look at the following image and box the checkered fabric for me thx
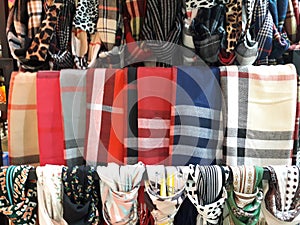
[220,64,297,166]
[285,0,298,43]
[170,66,223,166]
[36,71,65,166]
[60,69,87,166]
[137,67,175,165]
[141,0,183,65]
[8,72,40,166]
[85,69,126,166]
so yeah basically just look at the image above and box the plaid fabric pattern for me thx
[85,69,126,166]
[8,72,40,166]
[60,70,86,166]
[97,0,121,51]
[253,0,273,63]
[27,0,43,39]
[124,68,139,165]
[285,0,298,43]
[36,71,65,166]
[220,65,297,166]
[141,0,183,64]
[137,67,175,165]
[170,66,223,166]
[49,0,76,69]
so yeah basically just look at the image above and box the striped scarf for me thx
[170,66,223,166]
[141,0,183,65]
[137,67,175,165]
[97,162,145,225]
[220,65,297,166]
[0,165,38,225]
[8,72,40,166]
[60,69,86,166]
[36,71,65,166]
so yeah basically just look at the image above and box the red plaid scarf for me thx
[36,71,65,166]
[137,67,175,165]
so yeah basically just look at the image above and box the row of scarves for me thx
[7,64,299,167]
[5,0,300,72]
[0,164,299,225]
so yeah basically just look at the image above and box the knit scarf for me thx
[97,162,145,225]
[186,165,230,225]
[36,165,67,225]
[225,166,264,225]
[0,165,38,225]
[144,165,187,225]
[62,166,100,225]
[141,0,183,65]
[262,165,300,225]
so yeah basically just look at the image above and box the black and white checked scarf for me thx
[141,0,183,65]
[186,165,230,225]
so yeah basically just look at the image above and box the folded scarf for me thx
[137,67,175,165]
[124,68,139,165]
[220,65,297,166]
[0,165,38,224]
[60,69,87,166]
[62,166,100,225]
[6,0,43,69]
[97,162,145,225]
[262,165,300,224]
[36,71,65,166]
[36,165,67,225]
[8,72,39,166]
[224,166,264,225]
[170,66,223,165]
[186,165,230,225]
[141,0,183,65]
[144,165,187,225]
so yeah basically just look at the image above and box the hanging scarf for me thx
[36,165,67,225]
[253,0,274,64]
[186,165,230,225]
[137,67,175,165]
[189,5,226,64]
[0,165,38,224]
[8,72,40,166]
[170,66,223,166]
[6,0,43,70]
[141,0,183,65]
[60,69,87,166]
[220,65,297,166]
[49,0,76,69]
[235,0,258,65]
[262,166,300,224]
[97,162,145,225]
[25,0,61,70]
[36,71,65,166]
[62,165,100,225]
[185,0,229,10]
[144,165,187,225]
[124,67,139,165]
[285,0,298,43]
[224,166,264,225]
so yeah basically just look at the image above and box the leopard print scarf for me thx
[0,165,38,225]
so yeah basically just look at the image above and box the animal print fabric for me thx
[0,165,38,225]
[73,0,98,33]
[185,0,229,11]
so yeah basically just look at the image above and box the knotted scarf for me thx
[97,162,145,225]
[36,165,67,225]
[0,165,37,225]
[62,166,100,225]
[262,165,300,225]
[186,165,230,225]
[144,165,187,225]
[224,166,264,225]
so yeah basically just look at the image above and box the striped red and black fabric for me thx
[137,67,176,165]
[221,64,298,166]
[36,71,65,166]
